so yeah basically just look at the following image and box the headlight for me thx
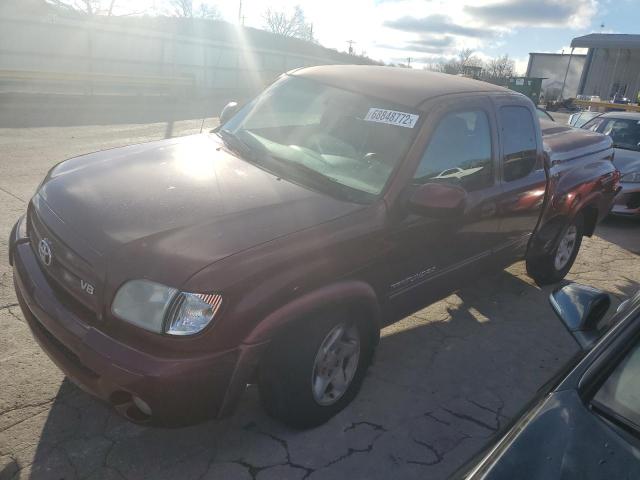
[622,171,640,183]
[112,280,222,335]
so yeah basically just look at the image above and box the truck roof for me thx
[291,65,512,109]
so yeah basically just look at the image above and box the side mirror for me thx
[219,101,239,126]
[408,182,467,217]
[549,283,611,350]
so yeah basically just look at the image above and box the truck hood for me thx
[38,134,362,283]
[613,148,640,176]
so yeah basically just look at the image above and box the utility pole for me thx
[347,40,355,55]
[238,0,243,24]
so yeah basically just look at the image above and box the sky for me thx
[123,0,639,73]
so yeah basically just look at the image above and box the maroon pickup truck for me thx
[9,66,620,428]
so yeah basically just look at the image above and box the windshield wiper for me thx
[267,157,368,203]
[217,129,255,160]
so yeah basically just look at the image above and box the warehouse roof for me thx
[571,34,640,50]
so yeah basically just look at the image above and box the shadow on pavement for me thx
[597,215,640,255]
[18,271,640,480]
[0,459,20,480]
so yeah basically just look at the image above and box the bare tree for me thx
[168,0,221,19]
[196,3,220,19]
[457,49,477,68]
[170,0,193,17]
[485,54,515,79]
[45,0,103,15]
[429,49,483,75]
[264,5,313,41]
[44,0,150,16]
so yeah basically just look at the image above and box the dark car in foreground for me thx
[581,111,640,217]
[457,284,640,480]
[9,66,619,428]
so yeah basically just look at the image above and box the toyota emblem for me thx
[38,238,53,266]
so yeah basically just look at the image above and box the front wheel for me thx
[258,310,374,429]
[527,213,584,286]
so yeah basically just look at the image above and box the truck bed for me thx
[540,119,613,165]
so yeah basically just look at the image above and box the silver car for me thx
[569,110,602,128]
[582,112,640,217]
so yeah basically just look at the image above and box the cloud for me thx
[412,35,456,48]
[378,35,458,54]
[465,0,597,28]
[384,14,493,38]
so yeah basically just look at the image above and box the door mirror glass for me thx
[219,101,239,126]
[408,182,467,217]
[549,283,611,349]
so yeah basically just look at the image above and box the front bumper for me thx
[611,182,640,216]
[10,222,266,426]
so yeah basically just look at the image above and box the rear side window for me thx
[414,110,493,192]
[500,106,537,182]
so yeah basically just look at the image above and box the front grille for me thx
[27,206,101,323]
[30,309,99,379]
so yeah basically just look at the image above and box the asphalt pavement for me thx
[0,117,639,480]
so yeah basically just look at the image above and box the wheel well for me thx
[292,302,381,346]
[580,204,598,237]
[252,300,380,383]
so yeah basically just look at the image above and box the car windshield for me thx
[220,76,420,200]
[592,118,640,152]
[573,112,601,128]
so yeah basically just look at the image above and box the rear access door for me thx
[491,94,548,265]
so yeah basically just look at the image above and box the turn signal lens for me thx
[165,292,222,336]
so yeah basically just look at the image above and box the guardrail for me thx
[574,99,640,113]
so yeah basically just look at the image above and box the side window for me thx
[500,106,537,182]
[592,338,640,432]
[414,110,493,192]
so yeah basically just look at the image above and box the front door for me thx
[383,98,504,313]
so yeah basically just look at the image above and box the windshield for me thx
[588,117,640,152]
[221,76,420,200]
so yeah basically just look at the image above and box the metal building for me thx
[573,34,640,101]
[526,52,586,100]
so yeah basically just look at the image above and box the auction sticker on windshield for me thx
[364,108,419,128]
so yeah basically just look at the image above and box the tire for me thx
[258,309,375,429]
[526,213,584,286]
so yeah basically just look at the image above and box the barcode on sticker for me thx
[364,108,419,128]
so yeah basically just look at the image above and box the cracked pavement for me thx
[1,118,639,480]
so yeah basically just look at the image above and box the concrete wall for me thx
[579,48,640,101]
[0,14,369,98]
[526,53,586,100]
